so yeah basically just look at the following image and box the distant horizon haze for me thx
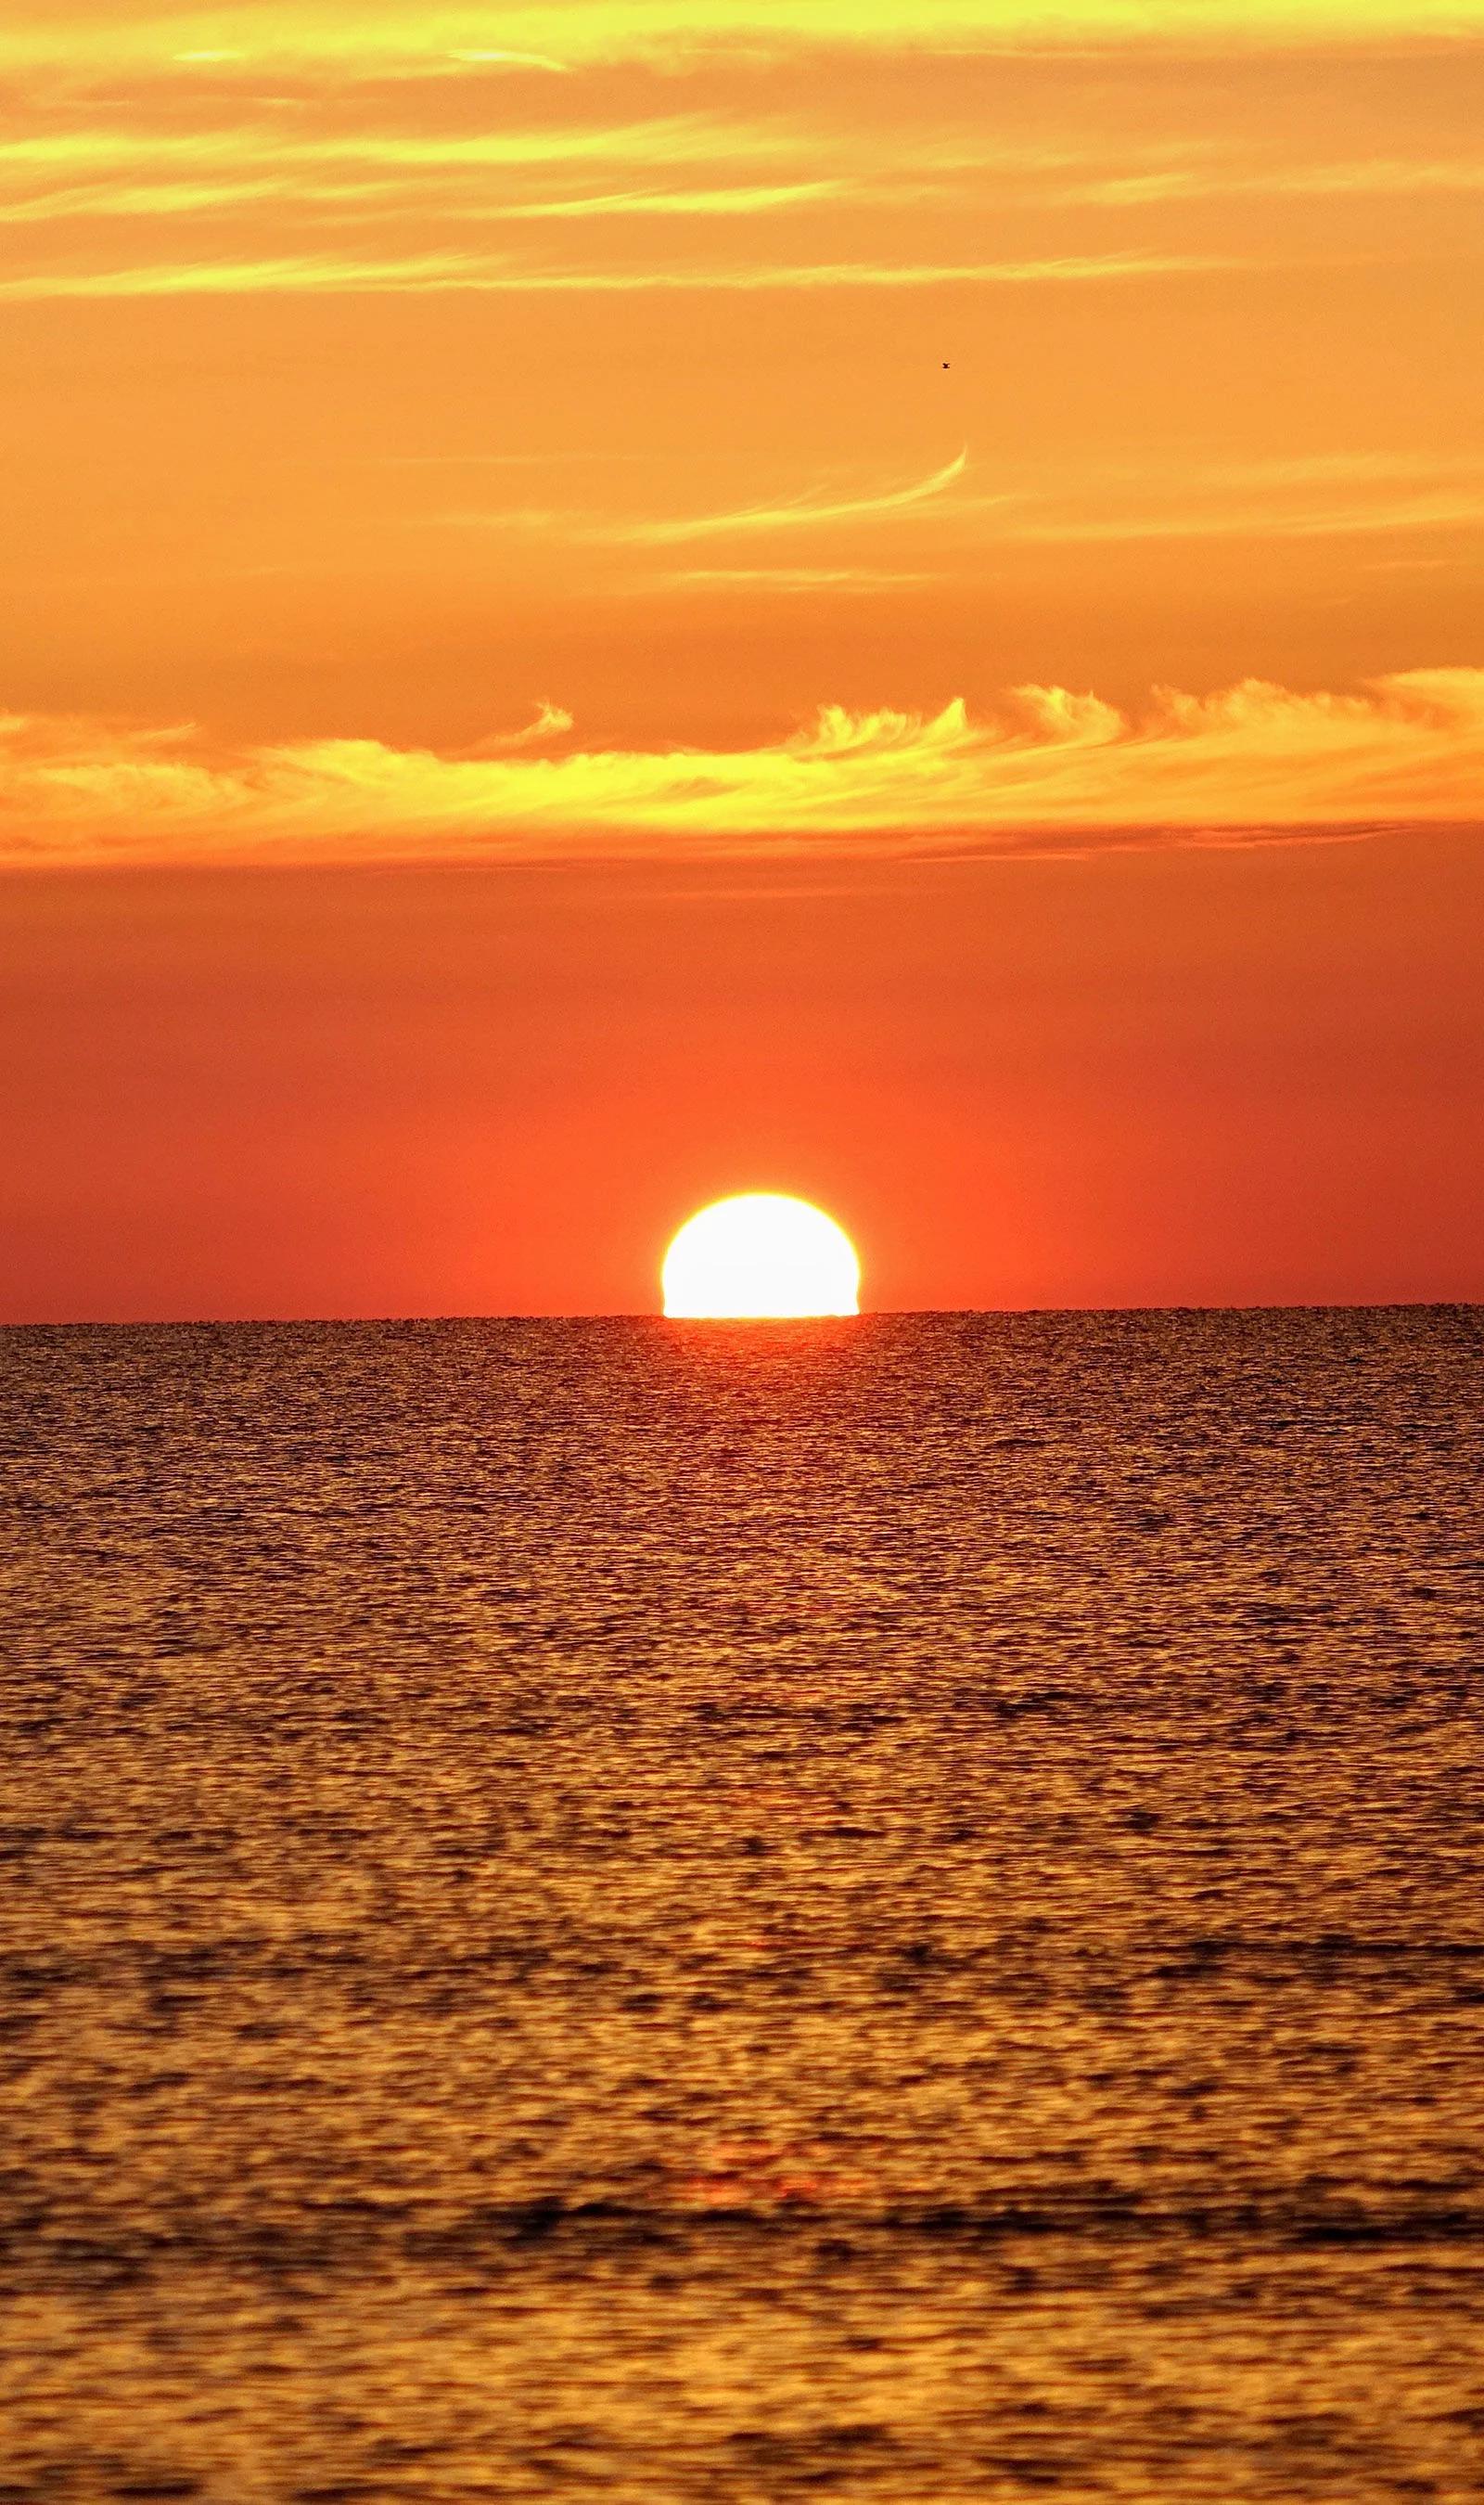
[3,833,1479,1325]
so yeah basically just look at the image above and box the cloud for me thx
[3,23,1468,321]
[1,5,1480,75]
[463,700,575,752]
[438,49,569,73]
[661,567,941,587]
[597,450,970,546]
[0,250,1233,302]
[433,447,1484,563]
[993,454,1484,546]
[1057,154,1484,209]
[4,672,1481,872]
[0,112,749,197]
[501,181,845,221]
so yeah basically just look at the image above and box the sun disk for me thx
[662,1194,861,1319]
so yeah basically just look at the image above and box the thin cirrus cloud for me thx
[4,673,1481,873]
[0,114,803,262]
[0,173,847,233]
[993,453,1484,547]
[6,120,1476,236]
[1057,154,1484,207]
[590,450,972,546]
[0,250,1234,302]
[3,16,1475,320]
[661,568,943,590]
[0,114,762,199]
[2,5,1481,72]
[437,448,1484,562]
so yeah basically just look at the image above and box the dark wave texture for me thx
[3,1309,1482,2499]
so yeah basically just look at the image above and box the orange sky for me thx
[3,3,1481,1315]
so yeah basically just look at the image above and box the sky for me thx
[3,0,1482,1317]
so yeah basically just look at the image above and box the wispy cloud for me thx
[429,446,1484,561]
[2,5,1479,75]
[0,112,751,193]
[3,21,1471,323]
[661,567,941,588]
[5,672,1481,872]
[463,700,575,752]
[502,180,845,221]
[597,450,970,546]
[995,453,1484,546]
[1138,159,1484,207]
[435,48,569,74]
[0,249,1235,302]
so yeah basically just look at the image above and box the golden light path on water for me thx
[661,1193,861,1318]
[3,1311,1482,2499]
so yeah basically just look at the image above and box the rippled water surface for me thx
[3,1310,1482,2501]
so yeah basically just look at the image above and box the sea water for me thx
[3,1310,1481,2500]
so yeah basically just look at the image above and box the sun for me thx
[662,1194,861,1319]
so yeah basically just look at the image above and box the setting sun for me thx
[661,1195,861,1319]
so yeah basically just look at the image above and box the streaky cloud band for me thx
[3,4,1482,74]
[3,672,1482,871]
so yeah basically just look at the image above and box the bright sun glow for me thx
[662,1194,861,1318]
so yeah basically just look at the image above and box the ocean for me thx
[3,1309,1481,2501]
